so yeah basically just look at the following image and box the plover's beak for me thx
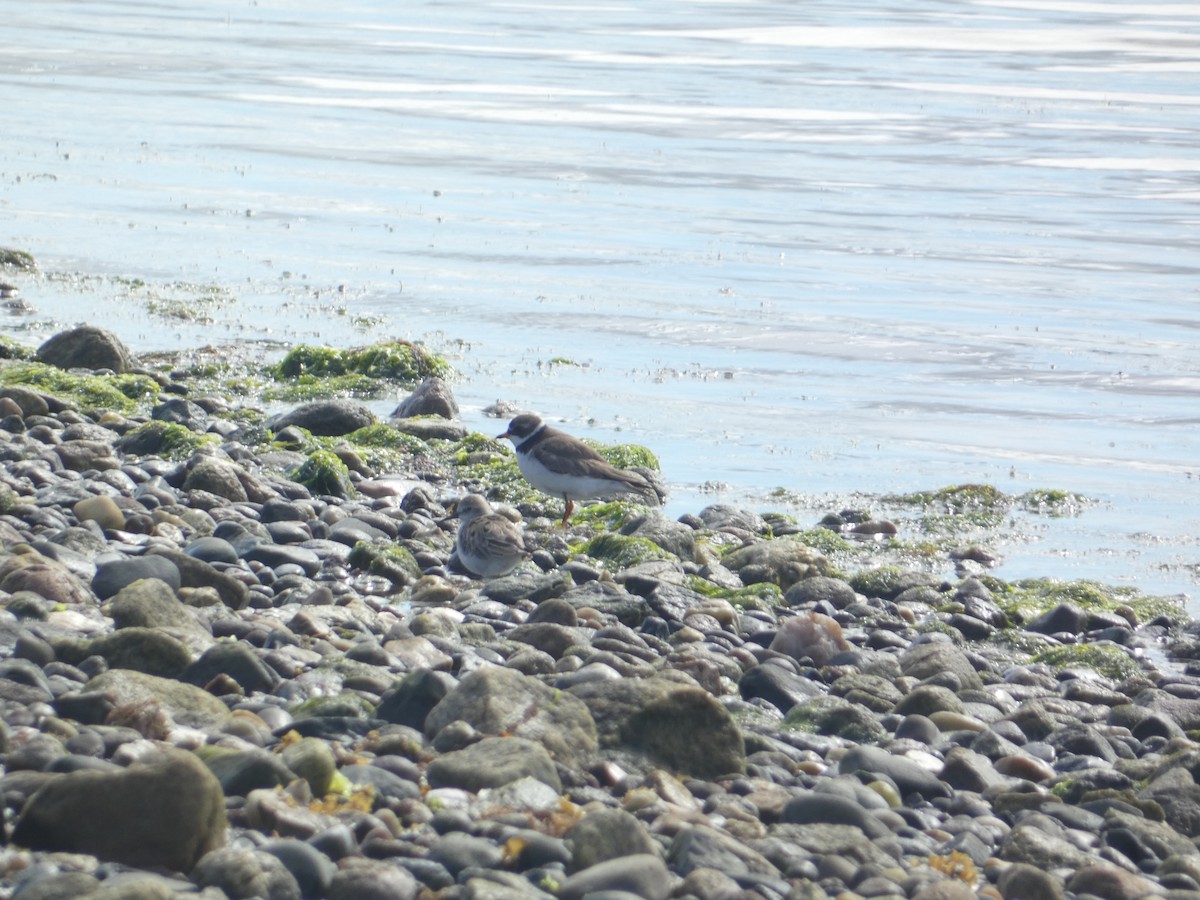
[496,431,510,441]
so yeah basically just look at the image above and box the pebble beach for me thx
[1,321,1200,900]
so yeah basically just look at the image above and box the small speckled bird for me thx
[453,493,528,578]
[496,412,662,525]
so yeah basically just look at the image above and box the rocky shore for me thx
[1,324,1200,900]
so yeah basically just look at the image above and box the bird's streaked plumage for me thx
[496,413,661,525]
[454,493,528,578]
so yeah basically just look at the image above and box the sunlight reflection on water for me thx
[1,0,1197,601]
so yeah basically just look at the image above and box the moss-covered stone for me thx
[450,431,506,462]
[1032,642,1140,680]
[275,341,449,383]
[1018,488,1089,515]
[848,565,920,600]
[782,695,888,744]
[0,336,32,361]
[345,423,426,451]
[290,692,376,720]
[347,539,421,587]
[585,533,671,569]
[290,449,354,498]
[0,248,36,270]
[592,441,660,472]
[685,575,781,611]
[573,501,640,531]
[992,578,1187,628]
[117,420,219,459]
[280,735,337,796]
[892,483,1009,511]
[790,528,855,555]
[0,362,159,414]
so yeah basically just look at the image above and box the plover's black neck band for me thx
[515,424,548,453]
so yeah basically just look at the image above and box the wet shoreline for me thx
[1,325,1199,898]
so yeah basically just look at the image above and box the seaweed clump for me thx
[290,450,354,499]
[0,362,159,414]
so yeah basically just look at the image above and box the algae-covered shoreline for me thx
[4,253,1200,899]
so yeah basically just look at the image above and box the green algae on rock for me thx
[990,577,1187,628]
[265,340,451,401]
[0,361,159,414]
[1032,642,1141,681]
[591,440,661,472]
[290,449,354,498]
[275,340,449,382]
[585,533,673,569]
[684,575,781,612]
[347,539,422,588]
[117,420,219,458]
[0,248,36,270]
[0,336,32,361]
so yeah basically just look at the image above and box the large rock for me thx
[92,558,182,601]
[721,538,826,591]
[569,675,745,778]
[375,668,457,730]
[566,808,661,872]
[184,642,281,695]
[82,668,232,728]
[328,859,419,900]
[739,663,825,714]
[837,745,951,801]
[424,667,597,769]
[11,748,224,871]
[556,854,673,900]
[148,546,250,610]
[36,325,135,373]
[105,576,212,644]
[390,376,458,419]
[84,627,194,679]
[898,640,984,691]
[668,822,781,879]
[784,575,858,609]
[0,554,94,605]
[0,385,52,416]
[623,510,696,561]
[426,736,562,792]
[269,399,375,437]
[999,821,1095,870]
[192,847,302,900]
[183,456,251,502]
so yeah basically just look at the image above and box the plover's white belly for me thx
[516,454,631,501]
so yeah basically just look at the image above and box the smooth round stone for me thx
[73,495,125,530]
[994,754,1055,782]
[328,859,420,900]
[556,854,673,900]
[265,521,312,544]
[426,832,503,877]
[894,714,940,743]
[92,555,181,600]
[185,535,241,565]
[259,837,336,899]
[192,847,302,900]
[782,791,893,839]
[308,824,357,862]
[929,711,988,733]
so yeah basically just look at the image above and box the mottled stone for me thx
[11,748,224,871]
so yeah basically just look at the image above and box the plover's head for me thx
[497,413,543,443]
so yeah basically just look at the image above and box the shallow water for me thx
[2,0,1198,603]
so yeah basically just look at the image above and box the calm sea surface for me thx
[2,1,1198,602]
